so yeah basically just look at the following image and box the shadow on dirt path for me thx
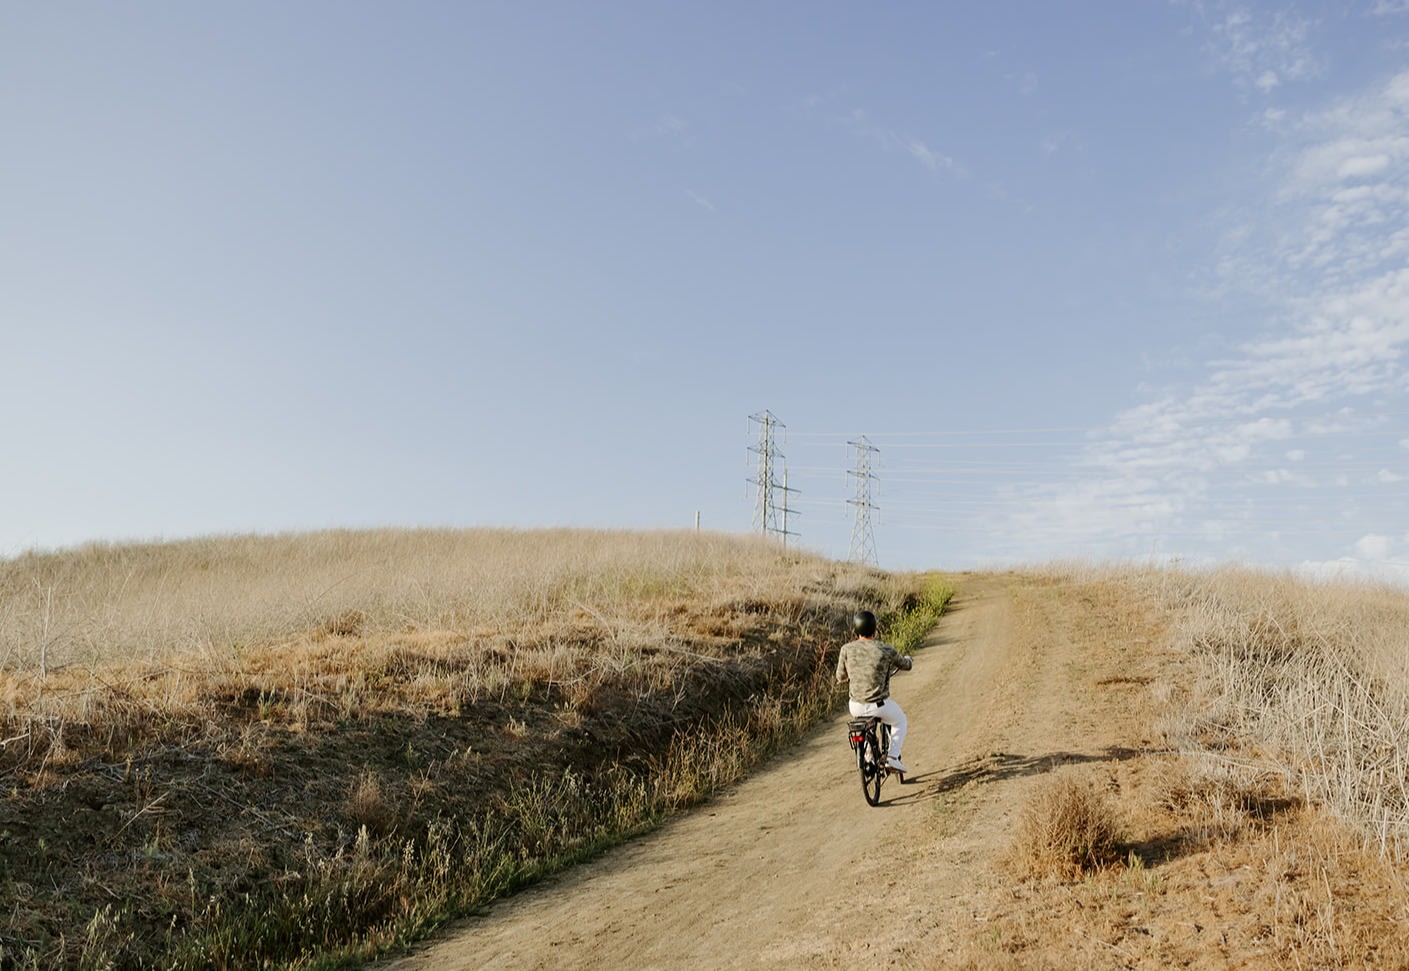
[887,744,1165,809]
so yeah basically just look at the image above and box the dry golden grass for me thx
[0,528,906,767]
[1030,561,1409,859]
[0,527,934,969]
[349,769,392,838]
[0,527,886,672]
[1139,565,1409,860]
[1007,772,1122,880]
[962,565,1409,970]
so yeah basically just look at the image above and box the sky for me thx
[4,2,1409,580]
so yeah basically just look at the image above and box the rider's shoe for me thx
[887,756,908,773]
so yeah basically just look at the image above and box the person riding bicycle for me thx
[835,609,912,773]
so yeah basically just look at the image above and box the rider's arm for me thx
[885,643,913,671]
[834,644,850,684]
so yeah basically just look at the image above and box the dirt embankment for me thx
[380,574,1409,970]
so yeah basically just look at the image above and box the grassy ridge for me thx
[0,531,947,970]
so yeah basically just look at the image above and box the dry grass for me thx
[349,770,392,838]
[0,527,937,969]
[1146,566,1409,859]
[1007,773,1122,880]
[0,528,907,774]
[0,527,888,672]
[1034,561,1409,860]
[963,565,1409,970]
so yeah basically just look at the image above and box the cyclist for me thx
[835,609,912,773]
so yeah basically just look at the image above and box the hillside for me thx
[383,569,1409,969]
[0,529,940,969]
[5,536,1409,968]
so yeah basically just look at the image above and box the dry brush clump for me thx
[1007,772,1122,880]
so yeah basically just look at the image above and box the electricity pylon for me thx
[748,411,798,546]
[847,436,879,566]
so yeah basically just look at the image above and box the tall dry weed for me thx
[1007,773,1121,880]
[1045,561,1409,861]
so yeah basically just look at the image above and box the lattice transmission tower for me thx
[748,410,799,547]
[847,436,879,566]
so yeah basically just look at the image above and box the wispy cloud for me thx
[1299,531,1409,584]
[998,70,1409,576]
[1185,1,1323,93]
[1041,130,1082,156]
[630,113,692,146]
[906,139,959,174]
[839,107,966,179]
[685,189,716,212]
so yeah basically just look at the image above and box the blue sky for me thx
[4,2,1409,579]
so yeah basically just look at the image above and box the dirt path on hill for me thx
[381,574,1151,970]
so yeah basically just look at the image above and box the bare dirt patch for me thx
[381,573,1409,970]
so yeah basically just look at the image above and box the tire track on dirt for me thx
[379,576,1071,969]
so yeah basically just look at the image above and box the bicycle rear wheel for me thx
[861,733,883,806]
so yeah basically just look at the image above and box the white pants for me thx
[848,698,906,759]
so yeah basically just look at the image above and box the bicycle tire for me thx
[862,731,883,806]
[855,737,870,802]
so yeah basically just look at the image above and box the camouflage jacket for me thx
[834,637,912,704]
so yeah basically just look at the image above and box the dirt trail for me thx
[381,576,1137,969]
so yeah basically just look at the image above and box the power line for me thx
[746,416,1409,565]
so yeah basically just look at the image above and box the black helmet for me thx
[852,610,877,638]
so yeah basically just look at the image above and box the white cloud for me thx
[907,140,958,174]
[1197,3,1323,94]
[993,68,1409,579]
[1338,154,1392,178]
[1258,468,1315,485]
[1356,533,1392,559]
[835,106,966,179]
[1297,556,1409,584]
[685,189,716,212]
[1041,130,1081,156]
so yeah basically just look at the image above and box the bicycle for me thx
[847,716,903,806]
